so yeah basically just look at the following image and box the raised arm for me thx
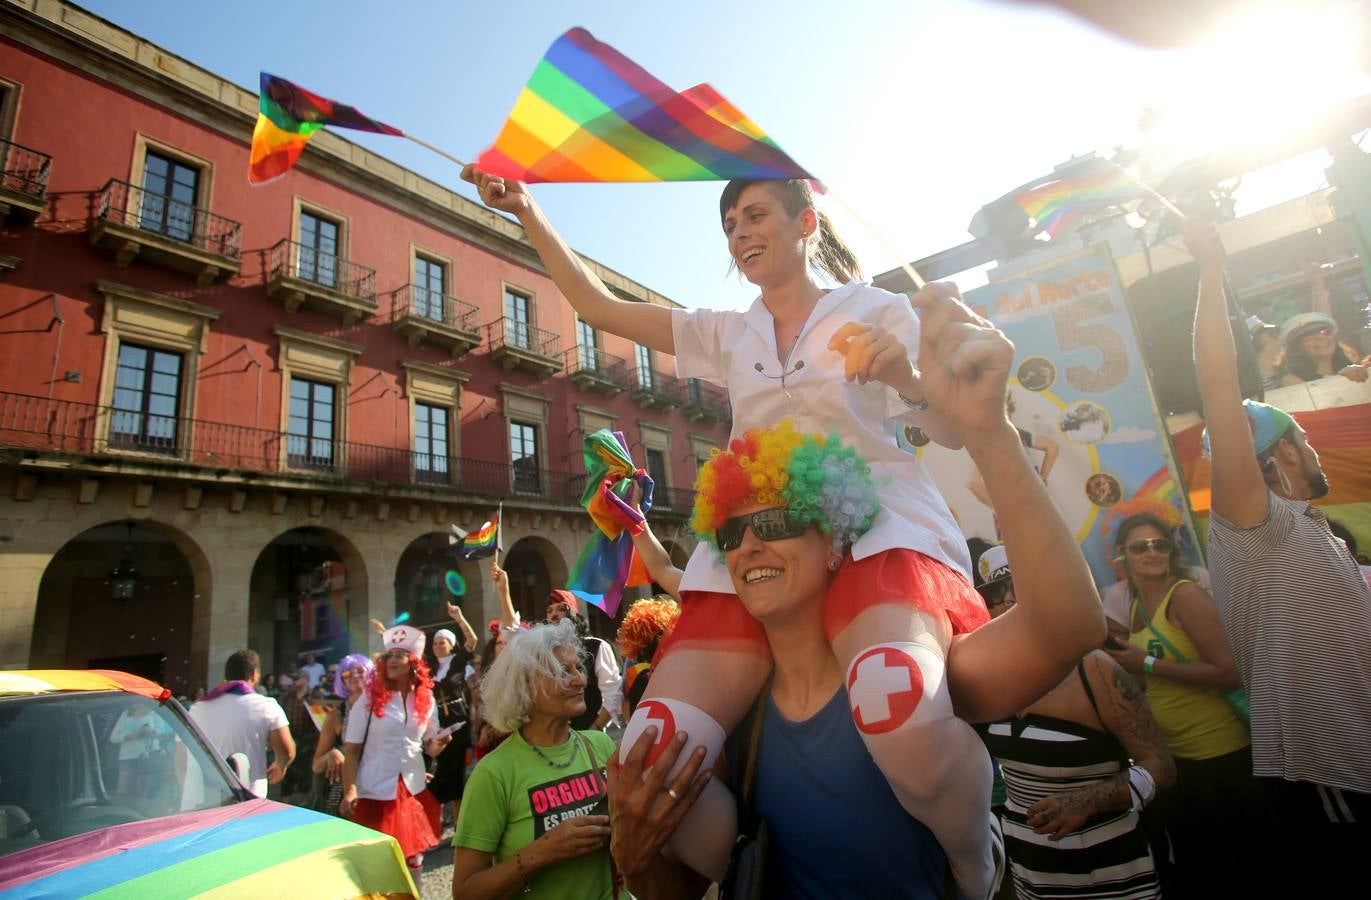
[448,600,480,653]
[910,284,1106,722]
[462,166,674,353]
[1187,218,1269,527]
[491,560,520,630]
[628,480,683,600]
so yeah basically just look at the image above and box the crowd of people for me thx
[178,174,1370,900]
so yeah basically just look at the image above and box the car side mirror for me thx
[227,752,250,787]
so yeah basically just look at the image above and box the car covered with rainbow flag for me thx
[0,669,417,898]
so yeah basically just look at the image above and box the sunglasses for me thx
[715,507,808,552]
[1125,538,1173,556]
[978,581,1014,608]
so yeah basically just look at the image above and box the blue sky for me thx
[78,0,1368,310]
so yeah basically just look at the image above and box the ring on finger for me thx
[667,787,680,801]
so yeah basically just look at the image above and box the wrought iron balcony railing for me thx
[683,378,730,420]
[0,391,589,503]
[565,346,629,389]
[1,138,52,202]
[96,178,241,259]
[394,284,481,332]
[630,367,685,405]
[487,316,562,359]
[268,238,375,300]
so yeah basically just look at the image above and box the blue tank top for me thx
[751,686,948,898]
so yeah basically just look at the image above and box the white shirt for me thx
[300,662,326,690]
[672,282,971,594]
[188,691,289,798]
[344,691,438,801]
[1101,566,1212,629]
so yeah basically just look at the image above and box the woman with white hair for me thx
[452,620,627,899]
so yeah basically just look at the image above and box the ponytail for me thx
[719,179,862,284]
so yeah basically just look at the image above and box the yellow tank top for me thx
[1129,580,1249,760]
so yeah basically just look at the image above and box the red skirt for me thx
[352,778,441,859]
[655,549,989,661]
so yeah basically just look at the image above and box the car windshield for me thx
[0,691,243,856]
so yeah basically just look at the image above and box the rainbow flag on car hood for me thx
[0,799,416,898]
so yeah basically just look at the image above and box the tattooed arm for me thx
[1088,650,1176,792]
[1024,652,1175,841]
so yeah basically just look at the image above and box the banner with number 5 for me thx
[896,244,1201,588]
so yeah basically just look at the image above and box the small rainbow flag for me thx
[249,73,404,185]
[1013,164,1152,238]
[454,514,500,560]
[475,28,815,184]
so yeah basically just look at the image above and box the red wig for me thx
[366,651,434,722]
[617,597,681,661]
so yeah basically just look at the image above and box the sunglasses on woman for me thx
[1125,538,1173,556]
[715,507,808,552]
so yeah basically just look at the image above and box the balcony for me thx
[267,238,377,326]
[682,379,730,424]
[0,138,51,224]
[390,285,482,358]
[647,485,696,519]
[487,317,562,379]
[0,390,590,505]
[565,347,629,397]
[91,179,242,286]
[630,367,684,410]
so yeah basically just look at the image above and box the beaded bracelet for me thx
[515,849,533,894]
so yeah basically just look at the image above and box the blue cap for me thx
[1202,399,1297,456]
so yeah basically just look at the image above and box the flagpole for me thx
[822,186,926,292]
[403,134,467,170]
[495,500,503,562]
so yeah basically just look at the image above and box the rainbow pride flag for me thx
[567,430,653,617]
[0,798,417,898]
[475,28,815,184]
[249,73,404,185]
[456,514,500,560]
[1013,164,1151,238]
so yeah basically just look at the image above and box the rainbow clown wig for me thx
[692,420,880,556]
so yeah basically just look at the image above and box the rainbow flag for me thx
[249,73,404,185]
[0,798,417,898]
[475,28,815,184]
[567,430,653,617]
[456,514,500,560]
[1013,164,1151,238]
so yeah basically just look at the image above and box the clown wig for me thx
[366,651,434,721]
[617,596,681,662]
[332,653,374,699]
[692,419,880,556]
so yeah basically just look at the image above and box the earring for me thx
[827,557,841,572]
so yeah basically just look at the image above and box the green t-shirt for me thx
[455,728,623,899]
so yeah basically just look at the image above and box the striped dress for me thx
[978,711,1160,899]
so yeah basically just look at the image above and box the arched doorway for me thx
[248,527,366,683]
[32,520,201,694]
[394,532,486,634]
[502,536,568,624]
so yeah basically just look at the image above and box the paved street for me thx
[418,826,455,900]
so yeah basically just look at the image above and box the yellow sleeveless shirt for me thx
[1129,579,1249,761]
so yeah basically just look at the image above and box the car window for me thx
[0,692,242,855]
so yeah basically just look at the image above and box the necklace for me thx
[521,728,580,769]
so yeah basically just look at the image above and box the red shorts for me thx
[654,549,988,661]
[351,778,441,859]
